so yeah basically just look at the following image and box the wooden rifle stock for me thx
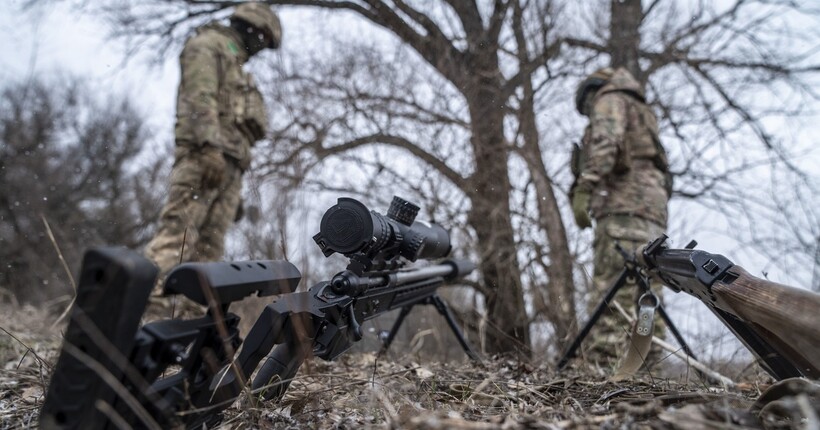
[639,235,820,380]
[710,266,820,378]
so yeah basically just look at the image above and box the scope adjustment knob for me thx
[387,196,419,226]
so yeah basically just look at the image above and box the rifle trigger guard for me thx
[636,292,658,337]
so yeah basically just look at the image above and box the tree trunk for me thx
[518,97,577,348]
[609,0,643,81]
[464,55,530,355]
[511,0,577,349]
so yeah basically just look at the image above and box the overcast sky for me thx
[1,3,180,150]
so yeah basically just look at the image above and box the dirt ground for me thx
[1,303,817,429]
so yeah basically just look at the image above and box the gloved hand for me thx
[200,145,226,189]
[571,188,592,229]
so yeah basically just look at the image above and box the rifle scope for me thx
[313,196,451,262]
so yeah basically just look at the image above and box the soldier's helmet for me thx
[232,2,282,49]
[575,67,615,115]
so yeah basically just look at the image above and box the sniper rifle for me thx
[39,196,479,429]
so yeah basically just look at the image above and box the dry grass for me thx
[1,304,61,429]
[227,353,768,429]
[1,304,816,429]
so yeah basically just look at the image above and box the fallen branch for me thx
[41,214,76,329]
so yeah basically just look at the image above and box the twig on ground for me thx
[0,326,52,371]
[42,214,77,329]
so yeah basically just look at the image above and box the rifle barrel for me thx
[394,264,455,284]
[378,259,474,287]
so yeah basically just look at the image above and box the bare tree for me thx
[252,41,533,354]
[0,76,167,303]
[43,0,820,358]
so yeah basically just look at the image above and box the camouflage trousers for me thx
[145,147,243,281]
[585,214,666,364]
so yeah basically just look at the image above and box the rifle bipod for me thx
[378,293,482,363]
[556,265,696,374]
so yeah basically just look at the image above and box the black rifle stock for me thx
[639,235,820,380]
[39,196,478,429]
[39,254,301,429]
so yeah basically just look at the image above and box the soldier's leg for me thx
[193,162,243,262]
[144,149,220,278]
[586,217,633,362]
[144,150,223,320]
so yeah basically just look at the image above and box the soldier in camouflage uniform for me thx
[145,3,281,284]
[571,67,672,362]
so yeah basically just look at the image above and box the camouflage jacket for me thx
[174,23,268,168]
[575,68,670,226]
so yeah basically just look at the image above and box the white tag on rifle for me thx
[636,293,657,337]
[612,292,658,381]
